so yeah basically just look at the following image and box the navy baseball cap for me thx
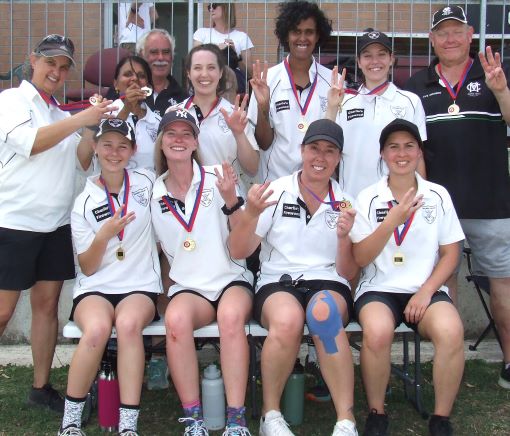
[302,119,344,151]
[95,118,135,142]
[159,109,200,136]
[34,34,75,65]
[431,5,468,30]
[357,29,392,55]
[379,119,423,151]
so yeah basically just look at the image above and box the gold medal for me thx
[393,252,405,266]
[448,103,460,115]
[116,246,125,261]
[89,96,99,106]
[141,86,153,97]
[183,238,196,251]
[297,119,308,132]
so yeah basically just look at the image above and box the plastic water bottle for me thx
[282,359,305,425]
[98,362,120,432]
[201,364,225,430]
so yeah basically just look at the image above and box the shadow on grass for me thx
[0,360,509,435]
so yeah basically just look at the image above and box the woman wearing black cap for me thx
[0,34,114,412]
[326,29,427,199]
[228,119,359,436]
[350,119,465,436]
[151,109,253,435]
[58,118,161,436]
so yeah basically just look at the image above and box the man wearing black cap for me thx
[406,5,510,391]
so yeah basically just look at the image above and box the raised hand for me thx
[97,206,136,242]
[245,182,277,217]
[220,94,249,136]
[337,207,356,238]
[386,188,424,228]
[215,162,238,205]
[80,98,117,127]
[250,60,270,108]
[328,66,347,109]
[479,46,508,94]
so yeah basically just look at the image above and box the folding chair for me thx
[464,247,502,351]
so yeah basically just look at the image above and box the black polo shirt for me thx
[146,75,188,117]
[406,57,510,219]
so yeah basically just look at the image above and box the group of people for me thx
[0,2,509,436]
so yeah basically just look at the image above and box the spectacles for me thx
[208,3,219,11]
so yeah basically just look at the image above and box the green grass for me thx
[0,360,509,435]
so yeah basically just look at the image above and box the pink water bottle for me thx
[98,362,120,432]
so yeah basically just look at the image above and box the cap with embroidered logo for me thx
[34,34,75,66]
[95,118,135,142]
[431,5,468,30]
[357,29,392,56]
[159,109,200,136]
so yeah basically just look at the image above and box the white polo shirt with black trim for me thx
[350,173,464,300]
[255,171,353,290]
[71,168,162,299]
[151,161,253,300]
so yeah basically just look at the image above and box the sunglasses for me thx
[208,3,219,11]
[36,34,75,55]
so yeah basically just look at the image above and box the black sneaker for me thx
[428,415,453,436]
[58,425,86,436]
[498,364,510,389]
[27,383,64,414]
[363,409,389,436]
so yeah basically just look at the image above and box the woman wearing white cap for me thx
[0,34,113,412]
[228,119,359,436]
[151,109,253,436]
[350,119,464,436]
[58,118,161,436]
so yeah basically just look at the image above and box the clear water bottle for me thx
[98,361,120,432]
[201,363,225,430]
[282,359,305,425]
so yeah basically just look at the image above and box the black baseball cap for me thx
[95,118,135,142]
[302,119,344,151]
[34,34,75,66]
[431,5,468,30]
[357,29,392,56]
[379,119,423,151]
[159,108,200,136]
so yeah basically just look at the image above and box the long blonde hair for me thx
[154,131,202,177]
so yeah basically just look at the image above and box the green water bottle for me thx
[282,359,305,425]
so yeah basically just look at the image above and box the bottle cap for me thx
[203,364,221,379]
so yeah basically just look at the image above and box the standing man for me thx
[136,28,188,116]
[406,5,510,389]
[118,1,158,54]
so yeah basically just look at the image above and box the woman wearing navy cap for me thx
[0,34,113,412]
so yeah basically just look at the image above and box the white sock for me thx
[119,405,140,432]
[61,396,86,429]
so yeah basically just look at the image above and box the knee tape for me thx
[306,291,343,354]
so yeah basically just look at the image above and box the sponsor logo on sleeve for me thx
[275,100,290,113]
[376,208,389,222]
[346,108,365,121]
[282,203,301,218]
[92,204,111,222]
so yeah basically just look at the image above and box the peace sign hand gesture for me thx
[220,94,249,136]
[250,60,270,109]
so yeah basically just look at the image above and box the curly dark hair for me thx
[185,43,228,96]
[274,1,332,51]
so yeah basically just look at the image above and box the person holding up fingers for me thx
[350,119,465,436]
[151,109,253,436]
[228,119,359,436]
[59,118,162,436]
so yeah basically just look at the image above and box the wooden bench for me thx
[63,320,426,419]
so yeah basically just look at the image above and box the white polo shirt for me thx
[350,174,464,300]
[151,161,253,300]
[337,83,427,198]
[0,80,82,232]
[112,99,160,171]
[193,28,254,56]
[172,97,259,194]
[255,172,353,291]
[247,57,333,182]
[71,168,162,299]
[118,2,154,45]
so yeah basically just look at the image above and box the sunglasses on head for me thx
[39,34,75,52]
[208,3,219,11]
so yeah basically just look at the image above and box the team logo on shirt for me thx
[218,114,231,133]
[282,203,301,218]
[325,210,340,229]
[146,126,158,143]
[422,204,437,224]
[319,96,328,112]
[346,108,364,121]
[275,100,290,112]
[92,204,111,222]
[390,106,406,118]
[200,188,214,207]
[466,81,481,97]
[132,187,149,207]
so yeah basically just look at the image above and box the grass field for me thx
[0,360,509,435]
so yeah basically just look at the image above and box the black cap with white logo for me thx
[431,5,468,30]
[357,29,392,56]
[159,109,200,136]
[95,118,135,142]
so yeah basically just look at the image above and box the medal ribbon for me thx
[283,56,318,117]
[437,59,473,102]
[345,81,389,96]
[387,200,414,247]
[184,96,220,124]
[161,165,205,233]
[100,169,130,243]
[299,174,341,211]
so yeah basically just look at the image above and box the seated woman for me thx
[150,110,253,436]
[350,119,465,436]
[228,119,359,436]
[58,118,162,436]
[110,55,160,171]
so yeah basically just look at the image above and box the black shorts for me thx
[0,225,75,290]
[254,279,354,325]
[170,280,254,311]
[354,290,452,330]
[70,291,160,322]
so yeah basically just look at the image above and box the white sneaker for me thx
[178,417,209,436]
[222,425,251,436]
[259,410,294,436]
[332,419,358,436]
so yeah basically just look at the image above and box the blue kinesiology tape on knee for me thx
[306,291,343,354]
